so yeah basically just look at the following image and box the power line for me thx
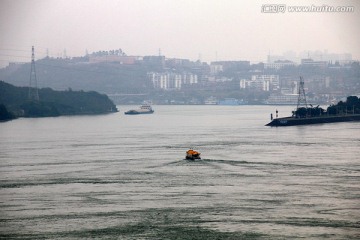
[36,62,123,76]
[0,48,30,53]
[0,53,30,59]
[0,48,48,55]
[0,51,121,76]
[0,59,28,62]
[0,57,126,76]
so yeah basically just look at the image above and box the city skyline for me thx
[0,0,359,67]
[0,46,356,67]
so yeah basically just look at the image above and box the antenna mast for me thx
[29,46,39,101]
[296,76,307,110]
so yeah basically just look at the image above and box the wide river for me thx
[0,105,359,239]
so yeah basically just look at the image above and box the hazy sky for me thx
[0,0,359,67]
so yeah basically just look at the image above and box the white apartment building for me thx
[240,75,280,91]
[182,73,198,85]
[148,72,197,90]
[210,64,223,75]
[173,74,182,89]
[160,74,168,89]
[239,79,249,89]
[266,94,299,105]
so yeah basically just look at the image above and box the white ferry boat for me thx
[124,105,154,115]
[204,96,218,105]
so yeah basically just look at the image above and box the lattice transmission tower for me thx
[296,76,307,110]
[29,46,39,101]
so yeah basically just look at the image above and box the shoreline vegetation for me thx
[292,96,360,118]
[0,81,117,121]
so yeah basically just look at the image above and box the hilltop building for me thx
[264,60,296,70]
[301,58,328,68]
[268,50,352,65]
[210,61,250,75]
[89,55,140,64]
[143,56,165,68]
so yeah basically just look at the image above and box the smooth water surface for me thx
[0,105,359,239]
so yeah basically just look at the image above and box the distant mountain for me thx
[0,81,117,119]
[0,57,153,94]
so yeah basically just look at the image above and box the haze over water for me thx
[0,105,359,239]
[1,0,359,67]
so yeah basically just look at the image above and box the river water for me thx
[0,105,359,239]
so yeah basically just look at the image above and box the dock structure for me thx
[266,114,360,126]
[266,77,360,126]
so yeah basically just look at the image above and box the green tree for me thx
[0,104,15,121]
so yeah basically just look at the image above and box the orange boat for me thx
[186,149,201,160]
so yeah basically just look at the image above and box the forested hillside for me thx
[0,57,153,93]
[0,81,117,119]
